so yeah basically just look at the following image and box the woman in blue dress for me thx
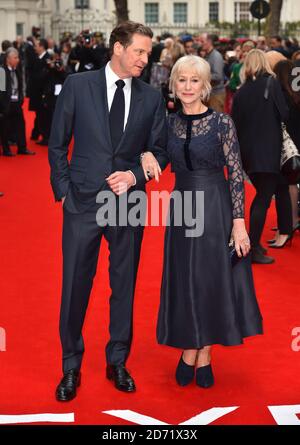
[142,55,263,389]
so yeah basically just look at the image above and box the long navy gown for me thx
[157,109,263,349]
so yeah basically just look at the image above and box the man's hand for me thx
[106,171,135,195]
[141,151,162,182]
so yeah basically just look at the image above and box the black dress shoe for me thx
[2,151,15,157]
[36,139,48,146]
[196,364,214,388]
[258,244,267,255]
[55,369,81,402]
[106,364,136,392]
[251,247,274,264]
[175,354,195,386]
[18,149,36,155]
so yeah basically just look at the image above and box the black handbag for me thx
[280,123,300,184]
[229,240,242,267]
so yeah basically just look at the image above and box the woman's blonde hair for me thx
[169,55,212,102]
[240,49,274,82]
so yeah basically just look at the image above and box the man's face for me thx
[115,33,152,78]
[7,53,19,69]
[35,43,43,55]
[184,41,195,55]
[270,38,280,48]
[198,35,209,52]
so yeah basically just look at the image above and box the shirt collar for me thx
[105,62,132,90]
[39,51,47,59]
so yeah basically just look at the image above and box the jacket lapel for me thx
[88,70,143,153]
[114,77,143,154]
[88,68,113,149]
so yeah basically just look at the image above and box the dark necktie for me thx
[10,69,18,101]
[109,79,125,150]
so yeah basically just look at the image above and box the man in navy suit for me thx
[48,21,168,401]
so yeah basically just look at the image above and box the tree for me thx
[265,0,283,37]
[114,0,129,24]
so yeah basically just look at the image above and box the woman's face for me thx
[175,70,203,106]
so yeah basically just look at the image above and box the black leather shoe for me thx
[175,354,195,386]
[2,151,15,157]
[258,244,267,255]
[251,247,274,264]
[196,364,214,388]
[55,369,81,402]
[36,139,48,146]
[18,149,36,155]
[106,364,136,392]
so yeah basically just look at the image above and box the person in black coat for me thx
[273,60,300,235]
[33,38,51,145]
[232,49,292,264]
[0,48,35,156]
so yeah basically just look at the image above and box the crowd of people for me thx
[0,27,300,264]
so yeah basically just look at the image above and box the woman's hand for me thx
[231,219,251,257]
[141,151,162,182]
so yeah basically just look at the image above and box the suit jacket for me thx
[48,68,168,213]
[29,52,51,111]
[0,65,24,115]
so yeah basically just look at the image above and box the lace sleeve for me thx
[219,114,245,219]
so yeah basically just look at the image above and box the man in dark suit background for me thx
[49,21,168,401]
[0,47,35,156]
[32,38,51,146]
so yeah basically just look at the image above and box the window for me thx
[16,23,24,37]
[55,0,60,11]
[145,3,159,24]
[174,3,187,24]
[209,2,219,22]
[75,0,89,9]
[234,2,251,22]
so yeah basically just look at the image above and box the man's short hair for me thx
[109,21,153,54]
[1,40,12,52]
[38,38,48,50]
[271,35,282,44]
[6,47,19,58]
[207,34,219,46]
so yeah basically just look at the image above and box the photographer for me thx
[43,54,67,131]
[33,38,51,145]
[77,31,100,72]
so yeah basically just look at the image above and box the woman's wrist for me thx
[233,218,246,227]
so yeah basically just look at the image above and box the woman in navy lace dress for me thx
[142,55,263,389]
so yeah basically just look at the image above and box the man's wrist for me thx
[127,170,136,186]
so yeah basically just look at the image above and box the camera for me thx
[82,33,92,45]
[54,59,63,69]
[32,26,41,38]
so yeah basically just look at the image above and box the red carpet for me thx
[0,101,300,425]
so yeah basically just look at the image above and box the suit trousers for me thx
[0,102,26,152]
[60,202,144,373]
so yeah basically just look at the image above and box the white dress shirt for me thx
[105,62,136,185]
[105,62,132,131]
[39,51,47,60]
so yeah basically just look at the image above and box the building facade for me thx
[1,0,300,43]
